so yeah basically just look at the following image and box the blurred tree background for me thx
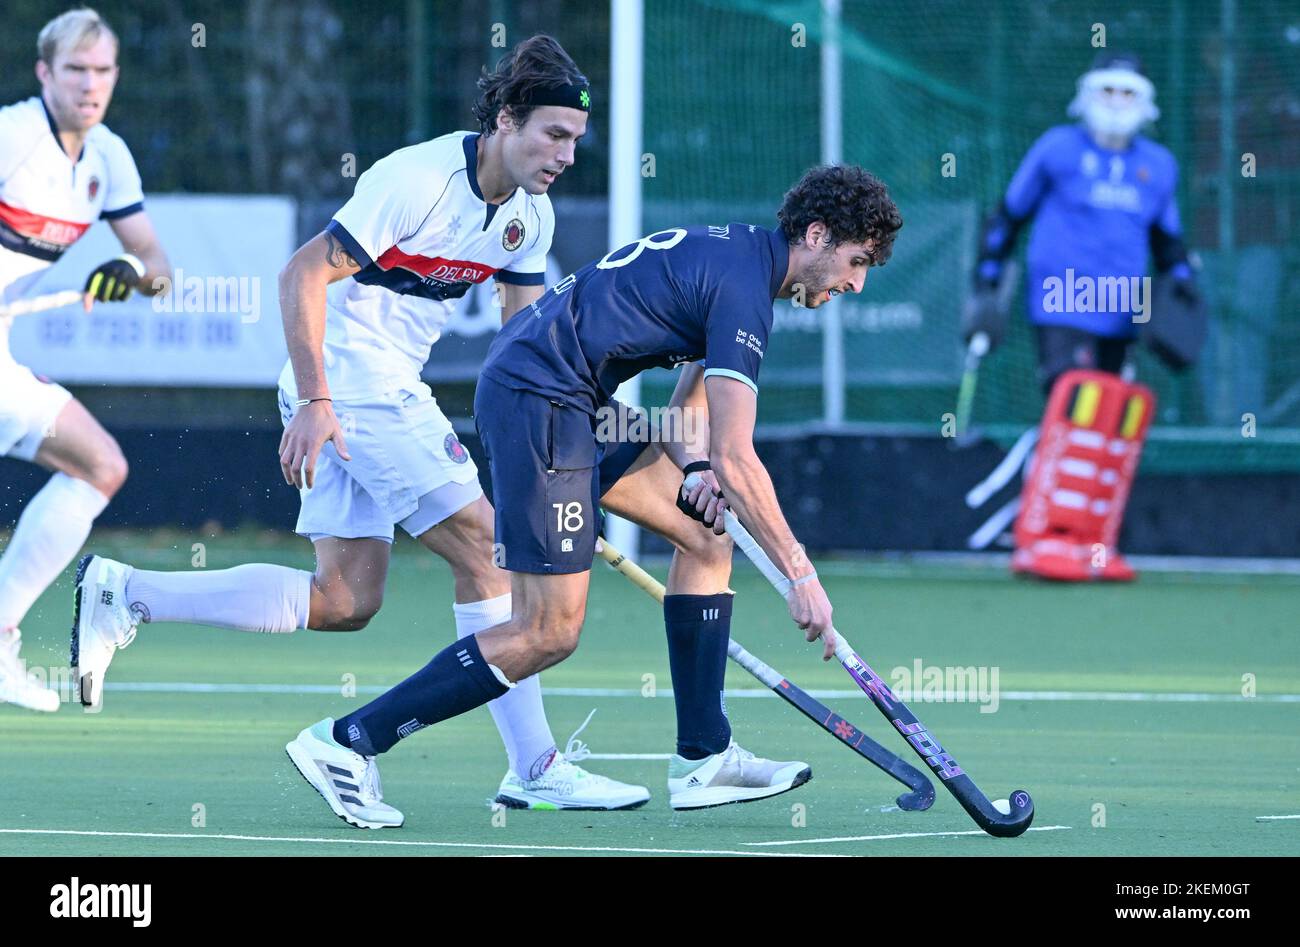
[0,0,611,207]
[5,0,1298,469]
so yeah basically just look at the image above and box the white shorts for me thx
[277,382,483,543]
[0,360,73,461]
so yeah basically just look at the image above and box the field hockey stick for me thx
[965,495,1020,551]
[683,475,1035,838]
[953,330,989,438]
[953,261,1019,446]
[597,537,934,811]
[965,426,1039,510]
[0,290,84,322]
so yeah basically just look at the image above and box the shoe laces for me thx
[114,593,138,648]
[542,708,604,784]
[726,742,757,773]
[561,707,598,765]
[358,756,384,805]
[98,578,137,648]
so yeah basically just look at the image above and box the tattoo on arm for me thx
[324,232,359,269]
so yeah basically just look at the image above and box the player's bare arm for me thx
[665,362,729,532]
[665,362,710,467]
[106,210,170,295]
[276,230,361,488]
[79,212,171,312]
[704,374,835,657]
[498,281,544,325]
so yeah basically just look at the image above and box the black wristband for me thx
[677,461,722,523]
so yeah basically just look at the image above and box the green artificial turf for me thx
[1,532,1296,856]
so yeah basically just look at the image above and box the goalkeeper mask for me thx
[1067,55,1158,143]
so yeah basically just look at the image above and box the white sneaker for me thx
[285,718,404,829]
[495,758,651,811]
[668,741,811,810]
[494,709,651,811]
[71,555,139,709]
[0,629,60,713]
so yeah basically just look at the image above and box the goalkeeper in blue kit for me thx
[964,51,1206,581]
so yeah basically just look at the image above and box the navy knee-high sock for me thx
[333,635,509,756]
[664,592,733,759]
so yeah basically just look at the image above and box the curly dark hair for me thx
[472,35,588,136]
[777,165,903,265]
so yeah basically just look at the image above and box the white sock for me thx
[0,473,108,630]
[454,593,557,779]
[125,564,312,633]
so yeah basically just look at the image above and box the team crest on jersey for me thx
[87,176,100,200]
[502,218,525,251]
[1080,151,1099,178]
[444,433,469,464]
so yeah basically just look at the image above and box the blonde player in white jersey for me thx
[75,36,650,810]
[0,9,169,712]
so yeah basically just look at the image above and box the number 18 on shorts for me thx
[475,377,601,574]
[552,501,586,552]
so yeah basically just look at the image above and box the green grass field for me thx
[2,531,1297,857]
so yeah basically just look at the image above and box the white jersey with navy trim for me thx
[281,131,555,400]
[0,96,144,361]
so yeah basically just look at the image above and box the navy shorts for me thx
[475,377,649,574]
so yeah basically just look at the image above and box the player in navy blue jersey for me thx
[284,165,902,823]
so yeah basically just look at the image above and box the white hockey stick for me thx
[0,290,83,322]
[966,496,1021,550]
[964,425,1039,509]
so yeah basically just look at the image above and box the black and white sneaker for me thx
[286,718,404,829]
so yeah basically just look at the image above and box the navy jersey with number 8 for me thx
[481,223,789,416]
[475,222,789,574]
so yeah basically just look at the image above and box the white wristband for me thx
[789,571,818,588]
[117,253,146,279]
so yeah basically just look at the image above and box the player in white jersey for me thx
[0,9,169,712]
[75,36,649,809]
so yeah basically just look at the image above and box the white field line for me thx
[103,545,1300,579]
[582,753,672,760]
[73,682,1300,704]
[1255,815,1300,821]
[101,682,387,694]
[745,825,1073,846]
[0,828,844,857]
[883,550,1300,577]
[989,691,1300,703]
